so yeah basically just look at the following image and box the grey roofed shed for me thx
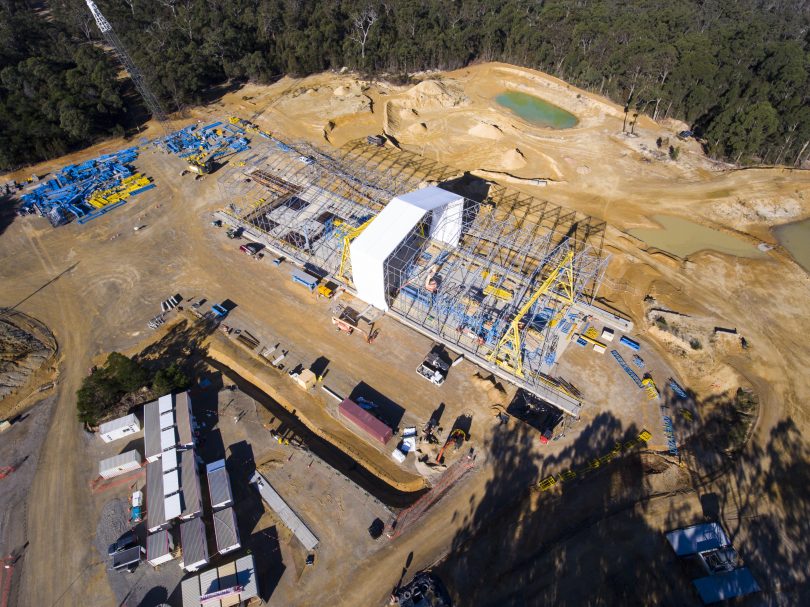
[180,516,209,571]
[179,448,202,518]
[146,460,166,531]
[198,567,220,598]
[206,459,233,510]
[143,400,162,462]
[213,507,241,555]
[175,391,194,447]
[666,523,731,556]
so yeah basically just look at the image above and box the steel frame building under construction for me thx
[217,139,611,416]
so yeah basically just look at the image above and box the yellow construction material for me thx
[642,377,659,400]
[584,325,599,340]
[487,250,575,377]
[86,174,151,208]
[483,284,513,301]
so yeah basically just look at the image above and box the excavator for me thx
[436,428,467,463]
[187,140,231,175]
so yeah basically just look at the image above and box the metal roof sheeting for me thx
[250,471,318,550]
[206,459,233,510]
[175,391,194,446]
[146,529,173,563]
[180,517,209,570]
[181,577,200,607]
[694,568,760,604]
[180,449,202,518]
[213,507,240,554]
[199,568,220,598]
[666,523,731,556]
[146,460,166,530]
[235,554,258,600]
[143,400,162,461]
[217,561,239,607]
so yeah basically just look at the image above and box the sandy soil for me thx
[1,61,809,606]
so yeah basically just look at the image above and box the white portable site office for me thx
[146,460,167,532]
[98,413,141,443]
[179,448,202,520]
[98,449,142,479]
[143,399,162,463]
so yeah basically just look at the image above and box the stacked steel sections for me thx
[20,148,154,225]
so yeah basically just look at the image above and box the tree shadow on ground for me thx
[436,412,698,606]
[247,525,285,602]
[0,193,19,238]
[134,317,217,384]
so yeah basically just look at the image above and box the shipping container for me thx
[620,336,641,351]
[98,413,141,443]
[290,269,319,292]
[338,398,393,444]
[98,449,142,479]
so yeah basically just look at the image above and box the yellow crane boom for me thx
[338,217,375,280]
[487,250,575,376]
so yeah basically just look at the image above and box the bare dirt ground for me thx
[1,61,809,606]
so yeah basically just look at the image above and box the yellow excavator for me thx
[187,141,230,175]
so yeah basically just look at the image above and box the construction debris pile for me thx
[19,148,154,226]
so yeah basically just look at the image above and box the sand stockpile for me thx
[468,122,504,139]
[402,79,469,111]
[500,148,527,170]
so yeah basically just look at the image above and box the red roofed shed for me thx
[338,398,393,444]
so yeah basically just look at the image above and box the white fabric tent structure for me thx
[349,186,464,310]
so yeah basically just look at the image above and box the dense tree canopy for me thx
[2,0,809,170]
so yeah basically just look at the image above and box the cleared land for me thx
[0,62,809,606]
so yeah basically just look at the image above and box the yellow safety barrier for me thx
[483,283,513,301]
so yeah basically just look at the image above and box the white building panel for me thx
[160,427,177,451]
[161,448,178,473]
[350,186,463,310]
[165,492,182,521]
[163,469,180,496]
[158,393,173,414]
[159,410,175,430]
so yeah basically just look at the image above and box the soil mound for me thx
[469,122,504,139]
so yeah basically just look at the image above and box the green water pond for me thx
[495,90,578,129]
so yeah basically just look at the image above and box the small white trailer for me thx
[98,449,142,479]
[98,413,141,443]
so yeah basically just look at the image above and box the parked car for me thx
[240,242,263,256]
[108,530,137,557]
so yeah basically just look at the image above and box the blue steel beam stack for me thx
[20,147,143,226]
[157,121,250,160]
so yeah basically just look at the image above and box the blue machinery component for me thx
[20,147,145,226]
[611,349,644,388]
[669,378,688,399]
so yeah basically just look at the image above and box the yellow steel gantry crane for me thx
[337,217,375,280]
[487,249,576,376]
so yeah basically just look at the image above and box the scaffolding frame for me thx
[218,139,609,415]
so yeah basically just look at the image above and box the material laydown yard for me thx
[1,62,809,606]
